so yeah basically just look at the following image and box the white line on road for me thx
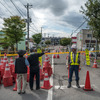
[54,84,96,89]
[47,55,54,100]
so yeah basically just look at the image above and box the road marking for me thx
[54,85,96,89]
[47,55,54,100]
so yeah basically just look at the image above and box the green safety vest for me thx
[70,52,79,65]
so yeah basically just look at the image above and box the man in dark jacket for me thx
[15,50,29,94]
[27,48,45,90]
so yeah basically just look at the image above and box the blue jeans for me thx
[68,65,79,82]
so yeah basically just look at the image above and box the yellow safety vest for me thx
[70,52,79,65]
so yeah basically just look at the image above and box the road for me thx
[0,47,100,100]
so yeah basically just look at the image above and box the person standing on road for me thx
[15,50,29,94]
[27,48,46,90]
[67,45,81,88]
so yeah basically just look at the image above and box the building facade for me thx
[77,29,96,50]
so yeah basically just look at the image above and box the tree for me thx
[1,16,26,51]
[81,0,100,40]
[32,33,42,48]
[45,40,51,45]
[60,38,71,46]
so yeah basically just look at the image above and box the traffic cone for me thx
[27,66,30,82]
[0,72,1,84]
[1,58,3,64]
[13,77,17,91]
[9,57,14,74]
[41,69,53,90]
[4,53,7,62]
[43,58,52,77]
[83,71,93,91]
[9,57,16,82]
[57,54,60,58]
[92,59,98,68]
[39,61,44,80]
[66,55,68,60]
[3,61,13,87]
[1,56,7,78]
[53,54,56,58]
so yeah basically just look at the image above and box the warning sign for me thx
[85,49,90,65]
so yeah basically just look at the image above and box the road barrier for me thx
[0,50,100,57]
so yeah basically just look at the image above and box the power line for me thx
[73,20,87,33]
[0,0,14,16]
[31,23,39,32]
[19,0,40,33]
[29,25,38,32]
[10,0,25,19]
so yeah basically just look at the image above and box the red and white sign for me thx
[72,37,77,43]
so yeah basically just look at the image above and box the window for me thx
[87,34,92,38]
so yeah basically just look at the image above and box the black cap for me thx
[17,50,26,56]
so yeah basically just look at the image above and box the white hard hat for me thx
[71,44,77,49]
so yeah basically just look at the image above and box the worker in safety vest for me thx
[67,45,81,88]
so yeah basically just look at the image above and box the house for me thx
[77,29,96,50]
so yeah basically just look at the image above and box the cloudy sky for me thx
[0,0,88,38]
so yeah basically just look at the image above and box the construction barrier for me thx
[1,50,100,57]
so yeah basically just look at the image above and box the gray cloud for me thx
[29,0,68,16]
[60,11,87,28]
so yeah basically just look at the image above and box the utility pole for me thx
[25,3,32,50]
[89,30,92,50]
[41,27,42,39]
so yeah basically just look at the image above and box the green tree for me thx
[1,16,26,51]
[81,0,100,40]
[60,38,71,46]
[32,33,42,48]
[45,40,51,45]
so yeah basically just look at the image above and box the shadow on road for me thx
[74,87,100,98]
[21,89,48,100]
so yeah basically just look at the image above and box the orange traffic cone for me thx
[1,58,3,64]
[13,78,17,91]
[39,61,44,80]
[66,55,68,60]
[43,58,52,77]
[92,59,98,68]
[9,58,16,82]
[9,57,13,74]
[0,72,1,84]
[57,54,60,58]
[53,54,56,58]
[4,53,7,61]
[1,56,7,78]
[27,66,30,82]
[3,61,13,87]
[41,69,53,90]
[83,71,93,91]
